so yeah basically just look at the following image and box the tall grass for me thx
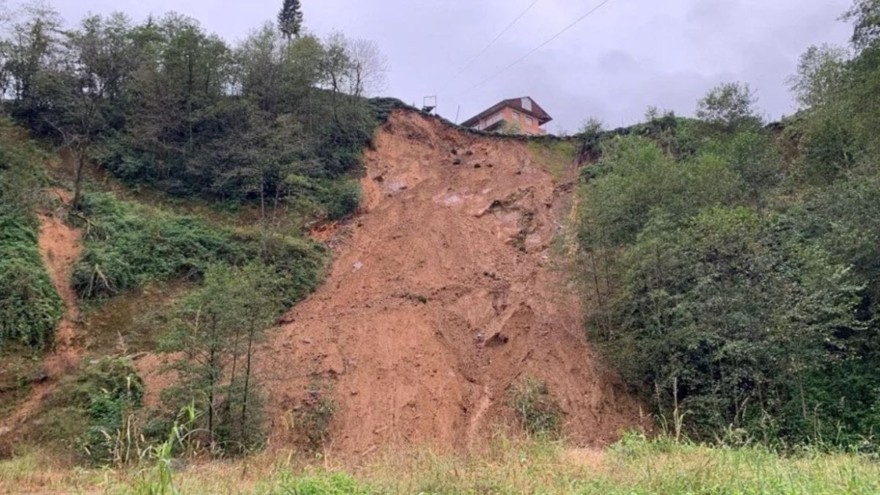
[3,434,878,494]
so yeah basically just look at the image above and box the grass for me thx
[528,140,578,182]
[2,435,879,494]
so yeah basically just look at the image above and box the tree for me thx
[3,1,63,131]
[161,263,283,453]
[844,0,880,50]
[789,44,849,109]
[579,117,604,135]
[277,0,303,43]
[345,38,388,97]
[696,82,762,134]
[595,207,861,442]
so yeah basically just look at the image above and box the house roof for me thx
[461,97,553,127]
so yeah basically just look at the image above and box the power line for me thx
[438,0,541,95]
[456,0,618,97]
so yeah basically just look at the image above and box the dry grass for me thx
[2,434,879,494]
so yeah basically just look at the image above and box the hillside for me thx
[4,1,880,492]
[256,110,644,454]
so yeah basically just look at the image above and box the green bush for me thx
[75,358,145,465]
[32,358,144,465]
[598,207,862,443]
[295,381,337,451]
[72,192,325,304]
[508,377,562,436]
[0,118,62,352]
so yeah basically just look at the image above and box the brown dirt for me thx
[0,189,83,439]
[261,110,645,456]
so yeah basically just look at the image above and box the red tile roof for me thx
[461,97,552,128]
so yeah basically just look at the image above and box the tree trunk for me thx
[72,147,87,211]
[240,320,256,444]
[207,317,218,447]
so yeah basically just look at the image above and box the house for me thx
[461,97,552,135]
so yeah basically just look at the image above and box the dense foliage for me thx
[72,192,325,305]
[0,4,388,218]
[0,118,62,352]
[160,263,284,454]
[29,357,144,465]
[577,2,880,449]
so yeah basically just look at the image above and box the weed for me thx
[528,140,577,181]
[295,381,337,452]
[25,357,144,466]
[508,376,562,437]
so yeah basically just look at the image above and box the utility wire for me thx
[438,0,541,95]
[456,0,617,96]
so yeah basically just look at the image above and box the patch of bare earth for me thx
[260,110,646,457]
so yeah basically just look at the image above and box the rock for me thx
[453,158,462,165]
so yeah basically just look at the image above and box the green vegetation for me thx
[295,380,338,452]
[24,358,144,465]
[0,118,62,353]
[508,376,562,437]
[3,435,880,494]
[160,264,283,455]
[575,0,880,450]
[72,192,325,305]
[1,4,386,220]
[528,140,578,181]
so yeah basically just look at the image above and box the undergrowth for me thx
[3,435,880,494]
[25,357,144,466]
[508,376,562,437]
[0,117,62,352]
[295,380,337,452]
[528,140,578,181]
[71,192,326,306]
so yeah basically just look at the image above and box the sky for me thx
[48,0,854,133]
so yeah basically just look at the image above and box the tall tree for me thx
[162,263,283,453]
[844,0,880,50]
[277,0,303,43]
[696,82,762,135]
[346,38,388,97]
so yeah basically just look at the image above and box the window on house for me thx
[526,116,534,126]
[513,111,521,120]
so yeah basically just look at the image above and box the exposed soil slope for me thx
[263,111,643,455]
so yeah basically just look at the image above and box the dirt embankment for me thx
[263,110,644,455]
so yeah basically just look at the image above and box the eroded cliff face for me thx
[257,109,644,455]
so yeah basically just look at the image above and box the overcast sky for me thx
[50,0,853,133]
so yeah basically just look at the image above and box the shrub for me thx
[296,381,337,451]
[508,377,562,436]
[278,472,371,495]
[0,118,62,352]
[31,358,144,465]
[594,207,863,445]
[72,192,325,304]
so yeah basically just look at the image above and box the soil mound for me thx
[263,110,644,455]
